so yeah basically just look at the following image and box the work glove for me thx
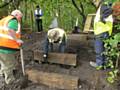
[17,39,24,44]
[43,54,47,58]
[43,53,48,62]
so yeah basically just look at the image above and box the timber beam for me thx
[67,33,94,47]
[67,33,94,41]
[26,68,79,90]
[34,50,77,66]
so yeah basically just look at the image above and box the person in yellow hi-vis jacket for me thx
[90,0,114,69]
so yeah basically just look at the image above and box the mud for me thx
[0,31,119,90]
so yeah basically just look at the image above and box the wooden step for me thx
[67,33,87,41]
[67,33,94,41]
[26,68,79,90]
[67,33,94,47]
[34,50,77,66]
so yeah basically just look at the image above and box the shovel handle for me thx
[20,48,25,75]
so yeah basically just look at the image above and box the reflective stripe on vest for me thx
[0,16,21,49]
[94,20,113,35]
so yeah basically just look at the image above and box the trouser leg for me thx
[49,43,53,52]
[0,53,16,84]
[44,38,49,54]
[59,42,65,53]
[95,32,109,66]
[95,38,104,66]
[36,19,40,32]
[4,68,15,84]
[39,19,43,31]
[0,61,3,76]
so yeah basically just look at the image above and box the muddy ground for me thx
[0,32,120,90]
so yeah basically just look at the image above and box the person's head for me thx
[11,10,23,22]
[102,0,115,7]
[36,5,40,8]
[100,0,113,20]
[48,30,60,43]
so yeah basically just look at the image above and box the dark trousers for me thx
[36,19,43,32]
[95,32,109,66]
[44,38,66,54]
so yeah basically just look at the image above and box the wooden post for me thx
[83,14,96,33]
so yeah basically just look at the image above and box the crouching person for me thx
[43,28,67,62]
[0,10,23,85]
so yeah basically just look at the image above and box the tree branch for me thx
[71,0,86,25]
[0,0,12,8]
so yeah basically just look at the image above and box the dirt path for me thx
[0,32,119,90]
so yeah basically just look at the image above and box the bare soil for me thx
[0,32,120,90]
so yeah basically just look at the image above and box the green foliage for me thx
[107,69,118,83]
[103,23,120,83]
[0,0,96,32]
[20,0,96,32]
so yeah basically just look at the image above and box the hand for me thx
[59,40,62,44]
[43,54,48,62]
[17,39,24,44]
[43,54,47,58]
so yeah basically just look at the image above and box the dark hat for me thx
[36,5,39,8]
[100,3,112,22]
[102,0,115,6]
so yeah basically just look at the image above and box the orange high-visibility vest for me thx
[0,15,21,49]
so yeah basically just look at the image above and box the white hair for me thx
[11,10,23,17]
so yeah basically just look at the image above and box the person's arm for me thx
[39,9,43,16]
[8,19,23,44]
[58,30,66,44]
[8,19,18,39]
[43,37,49,59]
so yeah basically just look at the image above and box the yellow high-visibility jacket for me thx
[94,5,113,36]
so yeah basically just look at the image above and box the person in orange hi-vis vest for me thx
[0,10,23,85]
